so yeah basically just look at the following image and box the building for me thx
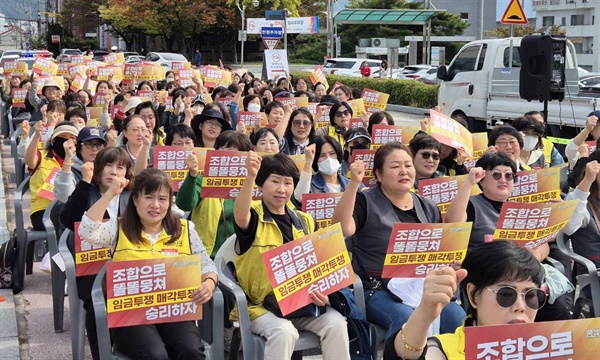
[430,0,497,39]
[533,0,599,71]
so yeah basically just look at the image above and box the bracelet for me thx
[400,325,425,352]
[204,277,217,289]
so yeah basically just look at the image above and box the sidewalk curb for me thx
[0,138,20,359]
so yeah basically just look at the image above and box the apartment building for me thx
[533,0,600,71]
[429,0,497,39]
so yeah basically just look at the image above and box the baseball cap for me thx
[78,126,107,144]
[124,97,142,114]
[344,127,371,144]
[319,95,339,106]
[192,95,206,106]
[51,122,80,141]
[589,111,600,119]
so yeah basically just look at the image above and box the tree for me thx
[484,24,565,39]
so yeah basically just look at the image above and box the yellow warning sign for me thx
[501,0,528,25]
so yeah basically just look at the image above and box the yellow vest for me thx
[30,150,61,214]
[433,318,468,359]
[113,219,191,261]
[541,137,554,169]
[327,125,346,148]
[190,198,226,257]
[234,201,315,320]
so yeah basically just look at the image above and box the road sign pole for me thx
[509,25,514,70]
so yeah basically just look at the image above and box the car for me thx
[56,48,83,62]
[92,50,110,61]
[395,65,439,80]
[321,57,382,77]
[121,51,139,59]
[415,72,440,85]
[578,73,600,88]
[125,55,145,64]
[144,52,188,70]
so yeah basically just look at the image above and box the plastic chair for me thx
[41,200,67,332]
[58,229,86,360]
[13,176,53,293]
[214,235,321,360]
[556,233,600,318]
[353,273,386,358]
[92,262,224,360]
[9,127,26,185]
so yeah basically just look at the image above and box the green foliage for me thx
[289,35,327,64]
[291,71,439,108]
[64,37,99,51]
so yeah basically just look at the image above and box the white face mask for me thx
[166,76,175,82]
[247,103,261,113]
[194,105,204,115]
[522,135,538,151]
[318,157,341,176]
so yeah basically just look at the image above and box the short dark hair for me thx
[312,135,343,172]
[255,153,300,187]
[488,125,524,149]
[475,151,517,173]
[283,108,316,152]
[214,131,252,151]
[524,110,542,117]
[243,94,263,111]
[408,134,441,155]
[250,127,279,146]
[512,116,544,135]
[264,101,284,115]
[134,101,160,134]
[461,240,544,319]
[165,124,196,146]
[65,107,87,123]
[329,102,353,126]
[367,111,394,135]
[92,147,134,186]
[373,142,411,184]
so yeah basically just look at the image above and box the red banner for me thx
[74,221,111,277]
[301,192,343,229]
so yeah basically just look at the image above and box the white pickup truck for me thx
[436,37,599,140]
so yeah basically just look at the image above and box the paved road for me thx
[4,107,423,360]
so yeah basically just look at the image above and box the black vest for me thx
[469,194,500,254]
[571,204,600,268]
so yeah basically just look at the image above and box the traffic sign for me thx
[501,0,528,25]
[261,27,283,39]
[263,38,280,50]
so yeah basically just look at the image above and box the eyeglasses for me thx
[419,151,440,160]
[495,140,520,148]
[83,142,105,150]
[486,286,547,310]
[172,140,195,147]
[490,171,515,182]
[204,120,223,128]
[292,120,312,128]
[335,110,351,117]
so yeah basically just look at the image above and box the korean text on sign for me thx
[493,200,578,248]
[465,317,600,360]
[261,223,355,316]
[302,192,343,229]
[419,175,481,215]
[74,222,111,277]
[153,146,196,190]
[382,222,471,278]
[200,150,261,200]
[428,110,474,158]
[361,88,389,115]
[350,149,377,187]
[509,167,561,204]
[106,255,202,328]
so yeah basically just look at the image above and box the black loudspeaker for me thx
[519,34,567,102]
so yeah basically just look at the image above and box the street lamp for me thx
[237,0,259,67]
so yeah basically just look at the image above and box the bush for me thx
[290,72,439,108]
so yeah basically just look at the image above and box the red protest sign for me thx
[106,255,202,328]
[200,150,261,200]
[154,146,208,190]
[261,223,354,316]
[74,221,111,277]
[301,192,343,229]
[349,149,377,187]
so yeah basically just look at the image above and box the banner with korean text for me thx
[509,166,562,203]
[32,57,58,76]
[349,149,377,187]
[11,88,27,108]
[419,175,482,215]
[382,222,471,278]
[2,61,28,77]
[106,255,202,328]
[200,150,261,199]
[361,88,389,115]
[274,97,309,111]
[203,67,232,88]
[428,110,473,158]
[38,167,59,201]
[74,222,111,277]
[262,223,355,316]
[302,193,343,229]
[238,112,267,133]
[370,124,419,149]
[465,317,600,360]
[154,146,208,190]
[493,200,578,248]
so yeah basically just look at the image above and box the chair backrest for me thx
[214,235,237,282]
[555,233,600,316]
[14,176,31,234]
[91,263,117,360]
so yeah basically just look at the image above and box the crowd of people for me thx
[2,59,599,360]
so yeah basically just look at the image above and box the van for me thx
[322,58,382,77]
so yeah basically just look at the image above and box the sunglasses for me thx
[335,110,351,117]
[490,171,515,181]
[419,151,440,160]
[292,120,312,127]
[486,286,547,310]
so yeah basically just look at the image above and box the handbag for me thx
[0,230,17,291]
[263,293,326,319]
